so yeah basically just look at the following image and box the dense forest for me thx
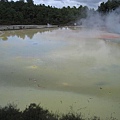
[0,0,120,25]
[0,0,89,25]
[98,0,120,13]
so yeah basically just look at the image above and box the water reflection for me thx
[0,27,120,119]
[0,28,58,40]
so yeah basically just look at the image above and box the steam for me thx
[106,8,120,33]
[77,7,120,34]
[79,11,105,29]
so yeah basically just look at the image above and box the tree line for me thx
[0,0,89,25]
[98,0,120,13]
[0,0,120,25]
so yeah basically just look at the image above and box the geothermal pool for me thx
[0,27,120,119]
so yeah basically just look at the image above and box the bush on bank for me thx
[0,103,117,120]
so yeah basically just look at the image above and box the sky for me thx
[34,0,108,9]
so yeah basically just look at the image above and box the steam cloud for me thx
[77,7,120,34]
[106,8,120,33]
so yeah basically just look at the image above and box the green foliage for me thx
[0,104,22,120]
[0,0,119,25]
[0,103,118,120]
[98,0,120,13]
[22,103,57,120]
[0,0,88,25]
[60,113,84,120]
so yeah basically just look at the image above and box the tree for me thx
[26,0,33,4]
[98,0,120,13]
[0,0,95,25]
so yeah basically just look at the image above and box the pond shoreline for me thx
[0,25,59,31]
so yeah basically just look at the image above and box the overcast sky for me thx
[34,0,108,9]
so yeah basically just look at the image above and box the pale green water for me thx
[0,27,120,119]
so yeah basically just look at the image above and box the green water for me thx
[0,27,120,119]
